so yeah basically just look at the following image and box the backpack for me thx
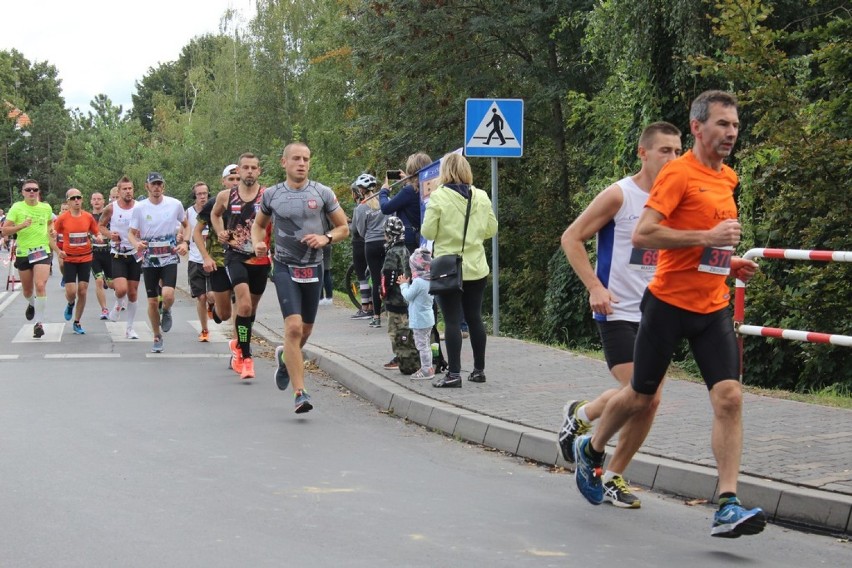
[393,327,421,375]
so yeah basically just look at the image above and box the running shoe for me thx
[72,322,85,335]
[108,305,121,322]
[350,309,373,320]
[603,475,641,509]
[100,308,110,320]
[198,329,210,342]
[160,308,173,333]
[125,328,139,340]
[711,498,767,538]
[240,357,255,380]
[383,356,399,370]
[33,323,45,338]
[409,369,435,380]
[151,335,164,353]
[211,305,222,324]
[60,277,65,287]
[558,400,591,463]
[368,316,381,328]
[431,372,462,388]
[294,389,313,414]
[25,304,35,321]
[64,302,74,321]
[574,435,605,505]
[229,339,243,373]
[467,369,486,383]
[274,346,290,391]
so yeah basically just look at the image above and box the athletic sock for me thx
[577,404,591,423]
[718,492,737,508]
[236,315,252,358]
[25,295,34,306]
[35,296,47,322]
[125,300,137,326]
[602,470,621,484]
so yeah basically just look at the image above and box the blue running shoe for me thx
[275,346,290,391]
[574,435,604,505]
[294,389,313,414]
[151,335,164,353]
[711,498,767,538]
[72,322,85,335]
[64,302,74,321]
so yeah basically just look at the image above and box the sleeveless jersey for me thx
[595,176,655,322]
[223,186,270,265]
[109,201,137,255]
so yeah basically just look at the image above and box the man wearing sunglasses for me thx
[53,188,104,334]
[2,180,56,338]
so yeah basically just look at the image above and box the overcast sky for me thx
[1,0,255,113]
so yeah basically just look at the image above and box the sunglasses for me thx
[68,195,83,201]
[23,187,40,193]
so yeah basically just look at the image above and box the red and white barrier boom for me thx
[734,248,852,377]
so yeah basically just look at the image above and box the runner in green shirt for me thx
[1,179,57,338]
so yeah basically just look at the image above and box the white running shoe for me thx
[125,328,139,339]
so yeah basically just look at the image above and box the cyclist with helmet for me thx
[348,174,375,319]
[350,173,388,331]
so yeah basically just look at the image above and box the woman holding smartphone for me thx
[378,152,432,253]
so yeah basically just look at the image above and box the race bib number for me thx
[68,232,89,247]
[134,249,145,263]
[27,246,48,263]
[628,248,658,272]
[289,264,320,283]
[201,227,210,238]
[148,240,174,261]
[698,246,733,275]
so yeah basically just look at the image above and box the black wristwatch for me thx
[325,232,333,244]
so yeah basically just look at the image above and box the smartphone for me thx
[386,170,403,181]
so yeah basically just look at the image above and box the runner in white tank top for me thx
[559,123,683,509]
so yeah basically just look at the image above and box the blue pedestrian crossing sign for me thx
[464,98,524,158]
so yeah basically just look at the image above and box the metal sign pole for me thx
[491,157,499,336]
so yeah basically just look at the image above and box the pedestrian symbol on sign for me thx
[485,109,505,146]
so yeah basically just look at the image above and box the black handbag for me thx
[429,190,472,295]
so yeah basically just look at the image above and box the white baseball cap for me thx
[222,164,238,178]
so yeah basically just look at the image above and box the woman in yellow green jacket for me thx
[421,153,498,388]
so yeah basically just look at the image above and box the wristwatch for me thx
[325,232,333,244]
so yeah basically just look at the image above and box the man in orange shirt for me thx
[573,91,765,539]
[54,188,104,334]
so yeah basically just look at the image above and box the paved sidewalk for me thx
[179,269,852,535]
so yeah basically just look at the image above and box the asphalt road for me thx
[0,282,848,567]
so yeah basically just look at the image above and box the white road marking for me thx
[44,354,121,359]
[145,353,231,359]
[12,323,64,343]
[105,321,154,342]
[186,320,231,343]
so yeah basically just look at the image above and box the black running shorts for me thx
[632,289,739,395]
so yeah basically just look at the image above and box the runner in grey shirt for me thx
[252,142,349,414]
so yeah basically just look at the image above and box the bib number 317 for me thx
[698,246,733,275]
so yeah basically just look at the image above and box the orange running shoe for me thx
[229,339,243,373]
[240,357,255,380]
[199,329,210,342]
